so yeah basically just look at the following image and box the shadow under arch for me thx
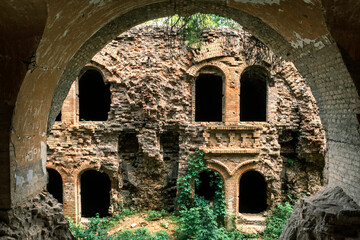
[47,1,291,132]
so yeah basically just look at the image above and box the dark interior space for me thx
[46,168,63,204]
[239,170,267,213]
[55,111,61,121]
[79,69,111,121]
[279,130,299,156]
[195,74,223,122]
[81,170,111,218]
[195,170,222,201]
[118,132,139,153]
[240,68,267,121]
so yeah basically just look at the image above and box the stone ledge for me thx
[202,148,261,154]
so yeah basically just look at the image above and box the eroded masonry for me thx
[46,26,325,227]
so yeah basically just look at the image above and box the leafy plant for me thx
[145,209,168,221]
[111,228,170,240]
[147,14,242,47]
[263,202,293,240]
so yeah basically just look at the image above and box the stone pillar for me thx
[62,175,78,222]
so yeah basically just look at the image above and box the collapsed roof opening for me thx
[239,170,267,213]
[240,66,267,121]
[46,168,63,204]
[80,170,111,218]
[195,73,223,122]
[79,69,111,121]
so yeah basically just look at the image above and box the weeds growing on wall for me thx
[174,149,259,239]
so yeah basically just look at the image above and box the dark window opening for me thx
[118,133,139,154]
[81,170,111,218]
[46,168,63,204]
[240,68,267,121]
[239,170,267,213]
[195,170,223,201]
[195,74,223,122]
[55,111,62,121]
[79,69,111,121]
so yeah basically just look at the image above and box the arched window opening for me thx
[46,168,63,204]
[80,170,111,218]
[195,73,223,122]
[239,170,267,213]
[195,170,223,201]
[79,69,111,121]
[240,67,267,121]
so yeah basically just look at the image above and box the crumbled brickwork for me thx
[47,26,325,222]
[0,191,74,240]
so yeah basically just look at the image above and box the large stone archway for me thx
[1,0,359,237]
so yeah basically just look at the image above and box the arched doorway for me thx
[46,168,63,204]
[78,69,111,121]
[240,66,267,122]
[239,170,267,213]
[80,170,111,218]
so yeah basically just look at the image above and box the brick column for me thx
[61,81,78,124]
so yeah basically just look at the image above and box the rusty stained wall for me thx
[46,26,325,221]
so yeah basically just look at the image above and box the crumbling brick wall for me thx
[47,25,325,222]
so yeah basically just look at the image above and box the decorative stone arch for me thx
[80,62,115,84]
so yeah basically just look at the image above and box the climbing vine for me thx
[175,149,226,222]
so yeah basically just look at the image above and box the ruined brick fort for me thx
[2,1,360,239]
[46,25,326,229]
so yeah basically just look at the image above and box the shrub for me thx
[145,209,168,221]
[263,202,293,240]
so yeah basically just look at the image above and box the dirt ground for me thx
[107,212,177,237]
